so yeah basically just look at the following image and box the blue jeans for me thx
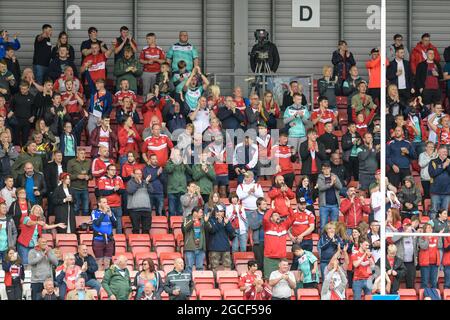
[33,65,48,85]
[168,193,183,216]
[111,207,123,234]
[73,189,89,216]
[445,266,450,289]
[352,279,371,300]
[319,205,339,232]
[430,194,450,219]
[17,244,32,265]
[320,262,329,280]
[184,250,205,273]
[232,231,248,252]
[150,194,164,216]
[86,279,102,294]
[421,265,439,288]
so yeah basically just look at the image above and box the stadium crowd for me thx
[0,22,425,301]
[384,33,450,300]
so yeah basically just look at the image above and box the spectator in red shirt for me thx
[139,33,166,97]
[271,132,296,188]
[118,115,142,168]
[91,145,112,195]
[239,260,272,300]
[141,123,174,168]
[80,41,113,96]
[98,164,125,233]
[88,117,118,160]
[114,79,137,108]
[288,197,315,252]
[410,33,441,75]
[61,79,84,126]
[415,48,443,106]
[311,96,337,137]
[53,66,82,94]
[267,175,295,218]
[419,222,440,289]
[121,151,145,187]
[262,208,292,279]
[352,239,375,300]
[340,186,371,233]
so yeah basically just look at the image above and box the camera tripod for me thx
[250,59,272,96]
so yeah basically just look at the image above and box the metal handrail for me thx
[208,72,316,109]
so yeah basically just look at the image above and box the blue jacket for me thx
[205,216,234,252]
[0,37,20,59]
[318,234,344,263]
[143,165,164,194]
[386,138,416,169]
[85,70,113,117]
[91,208,117,242]
[428,157,450,195]
[247,209,264,245]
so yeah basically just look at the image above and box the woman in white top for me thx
[226,193,248,253]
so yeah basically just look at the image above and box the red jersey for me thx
[208,145,228,176]
[140,46,166,73]
[61,91,83,114]
[270,144,294,175]
[114,90,137,105]
[289,209,315,240]
[262,209,292,259]
[256,134,272,159]
[419,236,440,266]
[98,175,125,208]
[121,162,145,187]
[436,127,450,146]
[238,272,272,300]
[267,187,295,217]
[18,201,29,231]
[84,53,107,83]
[352,251,373,281]
[141,135,174,167]
[91,157,111,187]
[55,265,82,295]
[3,263,23,287]
[118,125,142,156]
[53,76,83,94]
[142,98,164,128]
[443,237,450,266]
[311,109,336,136]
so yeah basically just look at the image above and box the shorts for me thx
[215,175,229,187]
[209,251,232,270]
[92,239,115,259]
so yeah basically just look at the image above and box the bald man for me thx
[102,255,132,300]
[163,258,194,300]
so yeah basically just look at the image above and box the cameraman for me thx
[250,30,280,73]
[342,122,362,182]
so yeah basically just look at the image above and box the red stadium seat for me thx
[152,234,176,256]
[160,252,182,274]
[112,252,134,271]
[170,216,183,230]
[398,289,418,300]
[199,289,222,300]
[150,216,169,235]
[55,234,78,247]
[223,289,244,300]
[217,270,239,294]
[127,234,151,253]
[193,270,215,293]
[59,245,77,257]
[41,233,54,248]
[134,251,159,269]
[297,288,320,300]
[79,233,93,245]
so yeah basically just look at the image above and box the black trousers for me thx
[6,284,23,300]
[344,157,359,181]
[283,172,295,189]
[422,89,442,105]
[398,88,411,106]
[347,270,354,288]
[368,88,381,105]
[404,262,416,289]
[13,118,31,146]
[129,210,152,234]
[252,243,264,273]
[31,282,44,301]
[421,180,431,200]
[387,167,411,188]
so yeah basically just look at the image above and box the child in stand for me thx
[2,248,25,300]
[291,244,319,289]
[354,107,377,138]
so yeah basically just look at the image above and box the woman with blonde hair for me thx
[263,90,280,130]
[208,84,224,114]
[318,65,338,111]
[16,205,66,265]
[51,31,75,62]
[386,84,406,116]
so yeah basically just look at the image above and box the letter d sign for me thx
[292,0,320,28]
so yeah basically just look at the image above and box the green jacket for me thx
[67,158,92,190]
[191,164,215,195]
[182,214,207,251]
[164,160,192,194]
[113,57,143,92]
[351,93,376,117]
[11,152,43,179]
[102,265,132,300]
